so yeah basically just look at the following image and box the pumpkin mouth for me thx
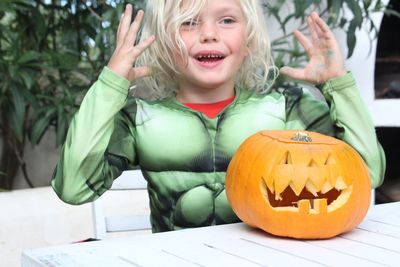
[262,179,353,214]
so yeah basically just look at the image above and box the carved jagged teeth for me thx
[289,181,303,196]
[305,181,318,197]
[268,179,274,193]
[272,166,292,198]
[269,176,346,201]
[320,181,333,194]
[335,176,347,190]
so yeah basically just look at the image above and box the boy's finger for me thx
[116,13,125,45]
[311,12,336,42]
[294,30,313,55]
[125,10,144,46]
[312,12,330,34]
[118,4,133,44]
[280,66,306,81]
[307,16,320,45]
[128,66,152,81]
[131,35,156,59]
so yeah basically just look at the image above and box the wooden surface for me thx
[22,202,400,267]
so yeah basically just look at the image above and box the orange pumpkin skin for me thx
[226,130,371,239]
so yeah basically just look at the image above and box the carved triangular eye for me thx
[280,151,292,164]
[325,154,336,165]
[308,159,318,167]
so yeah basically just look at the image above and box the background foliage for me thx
[0,0,397,189]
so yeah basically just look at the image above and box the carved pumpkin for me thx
[226,130,371,239]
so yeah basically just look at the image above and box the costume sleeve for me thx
[51,67,138,205]
[285,72,386,188]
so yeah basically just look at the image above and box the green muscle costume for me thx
[52,67,385,232]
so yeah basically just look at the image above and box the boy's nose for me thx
[199,23,219,43]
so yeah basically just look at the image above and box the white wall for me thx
[0,128,59,189]
[12,129,60,189]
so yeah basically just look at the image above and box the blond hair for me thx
[135,0,277,98]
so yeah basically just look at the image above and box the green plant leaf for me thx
[17,51,42,64]
[54,51,80,69]
[345,0,363,28]
[384,9,400,17]
[8,88,27,142]
[294,1,307,19]
[19,85,39,109]
[364,0,372,9]
[29,107,57,145]
[346,20,358,58]
[339,18,348,28]
[18,70,34,89]
[30,5,47,40]
[328,0,343,24]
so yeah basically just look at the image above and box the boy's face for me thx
[175,0,248,97]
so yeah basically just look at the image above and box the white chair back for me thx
[91,170,151,240]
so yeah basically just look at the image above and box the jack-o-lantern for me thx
[226,130,371,239]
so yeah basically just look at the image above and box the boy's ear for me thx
[245,40,252,56]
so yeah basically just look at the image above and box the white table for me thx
[22,202,400,267]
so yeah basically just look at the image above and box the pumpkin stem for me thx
[291,132,312,142]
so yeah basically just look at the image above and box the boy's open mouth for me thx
[195,54,226,63]
[193,51,226,67]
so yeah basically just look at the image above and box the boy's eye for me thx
[221,18,235,24]
[181,20,199,27]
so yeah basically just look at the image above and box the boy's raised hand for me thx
[107,4,155,81]
[280,12,347,85]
